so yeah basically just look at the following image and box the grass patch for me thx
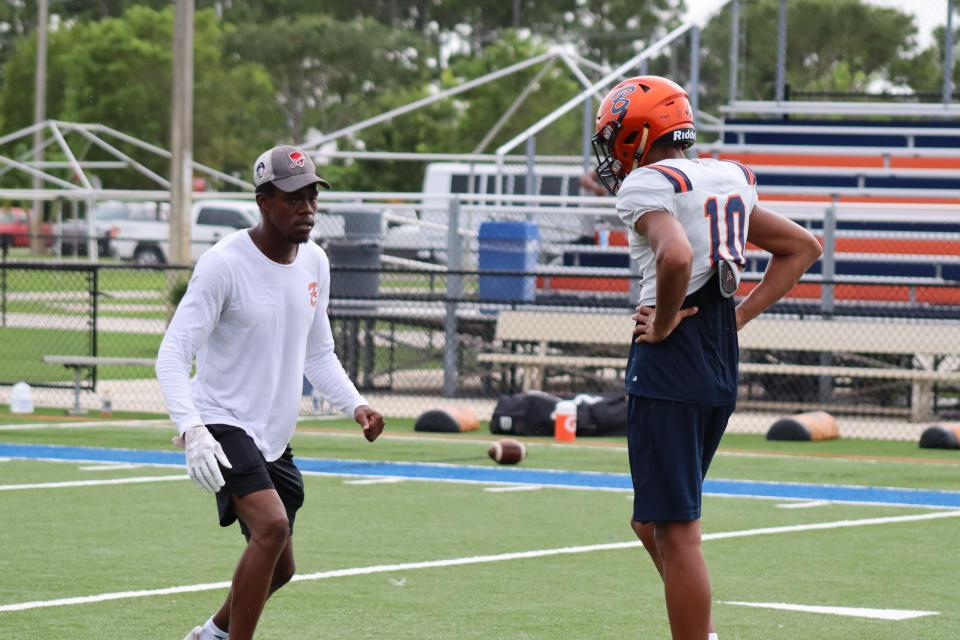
[0,326,160,384]
[0,450,957,639]
[1,266,176,294]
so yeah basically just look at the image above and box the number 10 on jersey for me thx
[703,195,747,266]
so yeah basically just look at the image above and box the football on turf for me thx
[488,438,526,465]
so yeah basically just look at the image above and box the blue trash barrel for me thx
[478,221,539,302]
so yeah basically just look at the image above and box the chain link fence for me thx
[2,188,959,440]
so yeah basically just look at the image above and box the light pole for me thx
[31,0,48,256]
[945,0,955,106]
[169,0,194,265]
[774,0,787,102]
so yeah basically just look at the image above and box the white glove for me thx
[177,426,232,493]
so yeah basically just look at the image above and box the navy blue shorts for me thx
[207,424,305,539]
[627,395,733,523]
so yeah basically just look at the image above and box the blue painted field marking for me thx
[2,443,960,509]
[0,443,183,466]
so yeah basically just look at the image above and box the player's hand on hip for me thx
[182,425,232,493]
[632,304,698,344]
[354,405,385,442]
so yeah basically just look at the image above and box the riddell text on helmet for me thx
[672,129,696,142]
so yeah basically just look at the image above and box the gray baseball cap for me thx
[252,145,331,192]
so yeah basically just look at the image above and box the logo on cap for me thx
[255,161,266,180]
[288,151,306,169]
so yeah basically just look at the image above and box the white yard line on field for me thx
[77,463,144,471]
[0,475,185,491]
[1,509,958,613]
[720,601,938,621]
[775,500,831,509]
[342,478,406,485]
[484,485,544,493]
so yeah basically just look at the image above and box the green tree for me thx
[447,31,584,155]
[697,0,920,108]
[0,26,68,134]
[225,14,433,141]
[0,0,170,78]
[318,84,460,193]
[0,5,283,188]
[320,32,589,192]
[890,16,960,98]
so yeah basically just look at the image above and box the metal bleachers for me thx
[543,106,960,314]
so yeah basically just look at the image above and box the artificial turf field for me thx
[0,415,958,639]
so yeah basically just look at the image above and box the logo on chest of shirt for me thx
[308,281,318,307]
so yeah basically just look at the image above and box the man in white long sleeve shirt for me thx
[156,145,385,640]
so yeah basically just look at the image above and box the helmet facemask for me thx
[591,118,650,195]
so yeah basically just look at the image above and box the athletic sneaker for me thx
[182,626,201,640]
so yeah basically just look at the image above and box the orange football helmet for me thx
[592,75,696,194]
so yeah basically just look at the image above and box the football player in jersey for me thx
[157,145,385,640]
[592,76,821,640]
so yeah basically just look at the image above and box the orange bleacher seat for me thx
[736,281,960,305]
[748,238,960,256]
[889,157,960,170]
[702,151,884,169]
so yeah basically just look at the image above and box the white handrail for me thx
[2,185,960,206]
[738,165,960,178]
[700,123,960,137]
[699,143,960,158]
[721,100,960,117]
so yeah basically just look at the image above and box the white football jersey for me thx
[617,157,758,306]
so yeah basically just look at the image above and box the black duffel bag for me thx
[489,391,629,437]
[575,393,628,437]
[489,391,560,436]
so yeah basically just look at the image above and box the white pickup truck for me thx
[103,199,260,265]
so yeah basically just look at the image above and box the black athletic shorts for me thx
[206,424,305,538]
[627,395,733,524]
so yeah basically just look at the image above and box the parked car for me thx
[109,199,260,265]
[56,199,260,264]
[57,201,165,257]
[0,208,53,248]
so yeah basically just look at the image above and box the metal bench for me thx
[737,319,960,421]
[476,310,631,392]
[42,355,156,414]
[477,311,960,420]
